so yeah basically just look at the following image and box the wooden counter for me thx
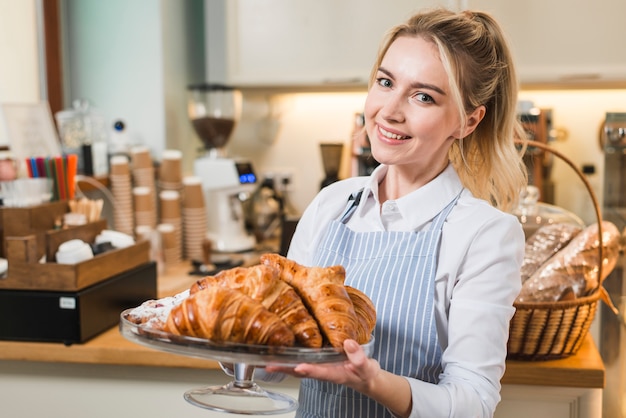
[0,261,605,389]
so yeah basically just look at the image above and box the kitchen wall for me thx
[221,88,626,218]
[62,0,205,165]
[4,1,624,218]
[223,91,368,213]
[0,0,41,147]
[518,89,626,223]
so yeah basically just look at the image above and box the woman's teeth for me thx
[379,126,409,140]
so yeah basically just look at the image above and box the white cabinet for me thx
[223,0,457,86]
[216,0,626,87]
[497,385,602,418]
[467,0,626,84]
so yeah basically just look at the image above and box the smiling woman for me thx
[286,8,528,418]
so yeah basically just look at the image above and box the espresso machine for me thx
[188,83,257,253]
[599,112,626,417]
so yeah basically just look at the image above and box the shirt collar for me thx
[358,163,464,228]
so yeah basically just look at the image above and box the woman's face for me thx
[364,35,481,174]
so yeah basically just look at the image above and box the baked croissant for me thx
[261,253,360,348]
[260,253,300,284]
[190,264,323,348]
[346,286,376,344]
[164,285,295,346]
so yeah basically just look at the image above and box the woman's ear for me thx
[460,105,486,138]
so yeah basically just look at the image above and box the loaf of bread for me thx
[520,223,583,283]
[516,221,621,303]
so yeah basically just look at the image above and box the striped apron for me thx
[296,190,460,418]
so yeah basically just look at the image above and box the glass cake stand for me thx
[119,309,375,415]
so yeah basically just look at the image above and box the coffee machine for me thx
[518,107,555,203]
[188,84,257,253]
[598,112,626,417]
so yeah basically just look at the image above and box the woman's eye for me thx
[414,92,434,104]
[376,78,392,88]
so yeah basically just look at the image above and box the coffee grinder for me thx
[320,142,344,189]
[188,84,257,253]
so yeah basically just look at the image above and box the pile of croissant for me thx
[154,254,376,349]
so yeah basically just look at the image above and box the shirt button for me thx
[383,201,398,214]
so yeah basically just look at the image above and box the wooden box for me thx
[0,261,157,344]
[0,200,69,258]
[0,220,151,291]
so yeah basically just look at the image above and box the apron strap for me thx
[339,188,364,224]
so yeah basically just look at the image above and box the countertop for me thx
[0,260,605,389]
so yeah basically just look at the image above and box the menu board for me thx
[0,102,62,175]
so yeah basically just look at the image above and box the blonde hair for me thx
[370,8,527,211]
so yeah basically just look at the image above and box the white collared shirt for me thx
[288,163,524,418]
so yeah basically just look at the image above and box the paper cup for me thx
[110,155,130,175]
[159,149,183,183]
[157,223,176,249]
[133,186,155,212]
[130,146,153,169]
[159,190,181,219]
[182,176,206,208]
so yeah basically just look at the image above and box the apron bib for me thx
[296,190,460,418]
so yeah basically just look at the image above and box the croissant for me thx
[260,253,300,284]
[261,253,360,348]
[164,285,295,346]
[191,265,323,348]
[346,286,376,344]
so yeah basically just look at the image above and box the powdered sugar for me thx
[126,289,189,330]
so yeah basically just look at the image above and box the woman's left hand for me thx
[266,339,381,393]
[268,339,412,417]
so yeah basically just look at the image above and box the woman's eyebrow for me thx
[377,66,446,96]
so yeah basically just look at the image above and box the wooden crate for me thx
[44,219,108,262]
[0,220,151,291]
[0,200,69,258]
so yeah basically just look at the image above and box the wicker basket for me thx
[507,139,615,361]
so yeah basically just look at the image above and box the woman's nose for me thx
[379,92,406,123]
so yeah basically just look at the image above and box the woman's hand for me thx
[266,339,412,417]
[266,339,380,393]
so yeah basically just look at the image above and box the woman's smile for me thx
[377,125,411,141]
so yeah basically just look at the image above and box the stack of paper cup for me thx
[135,224,163,272]
[133,186,157,229]
[157,223,180,265]
[109,155,134,235]
[158,149,183,193]
[130,146,153,175]
[131,146,156,202]
[159,190,182,260]
[181,176,207,261]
